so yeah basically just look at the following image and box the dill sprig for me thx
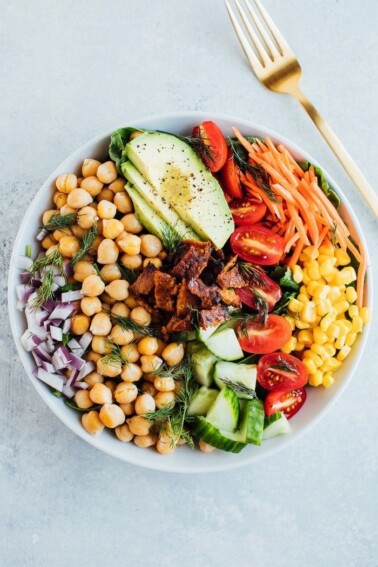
[28,249,65,277]
[220,379,257,399]
[175,134,216,165]
[161,225,184,255]
[231,310,268,338]
[101,343,129,368]
[31,268,55,310]
[238,263,266,287]
[269,355,300,375]
[43,212,77,232]
[110,314,158,337]
[71,223,98,267]
[117,264,138,284]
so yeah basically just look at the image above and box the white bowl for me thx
[8,111,372,473]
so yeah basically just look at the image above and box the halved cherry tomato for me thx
[229,198,267,226]
[231,225,284,265]
[220,149,244,198]
[257,353,308,391]
[236,265,281,311]
[264,387,307,419]
[237,314,292,354]
[192,121,228,172]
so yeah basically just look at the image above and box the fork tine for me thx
[244,0,279,59]
[234,0,269,67]
[253,0,292,56]
[225,1,262,71]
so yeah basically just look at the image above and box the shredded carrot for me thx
[288,239,305,268]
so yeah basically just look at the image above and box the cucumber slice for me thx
[214,361,257,399]
[186,341,203,355]
[206,387,240,432]
[196,322,221,343]
[263,412,291,440]
[192,347,218,386]
[204,328,244,361]
[244,399,264,446]
[192,417,246,453]
[187,386,219,417]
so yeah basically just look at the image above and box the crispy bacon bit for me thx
[187,278,220,309]
[219,288,242,307]
[162,314,193,335]
[154,272,178,312]
[216,266,246,289]
[200,248,225,285]
[176,279,200,317]
[198,305,230,329]
[172,240,212,280]
[130,263,157,296]
[223,254,238,273]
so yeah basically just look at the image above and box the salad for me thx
[16,120,370,455]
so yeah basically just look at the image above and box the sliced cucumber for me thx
[204,328,244,361]
[214,361,257,400]
[192,417,246,453]
[192,347,218,386]
[196,322,221,343]
[187,386,219,417]
[206,387,240,432]
[263,412,291,440]
[244,399,264,446]
[186,341,203,355]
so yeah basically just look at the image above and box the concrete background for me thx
[1,1,377,566]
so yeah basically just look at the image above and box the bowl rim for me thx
[8,110,373,473]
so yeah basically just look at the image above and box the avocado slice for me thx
[122,161,199,240]
[125,183,170,240]
[126,132,234,248]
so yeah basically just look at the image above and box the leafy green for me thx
[109,127,143,173]
[65,399,101,412]
[117,264,138,284]
[299,161,341,209]
[62,332,73,346]
[269,266,300,292]
[272,290,297,315]
[51,389,63,398]
[60,282,82,293]
[238,354,260,365]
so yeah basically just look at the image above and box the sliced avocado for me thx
[125,183,170,240]
[126,132,234,248]
[122,161,199,240]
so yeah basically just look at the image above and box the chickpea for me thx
[97,200,117,220]
[140,355,163,374]
[53,192,68,208]
[97,357,122,378]
[154,391,175,409]
[45,244,58,255]
[82,411,104,435]
[156,437,175,455]
[120,344,139,363]
[101,292,117,306]
[141,382,157,396]
[131,307,151,327]
[114,193,133,214]
[85,351,103,364]
[73,261,96,283]
[42,209,57,225]
[143,257,162,269]
[134,434,157,448]
[162,343,185,367]
[117,233,141,255]
[84,371,104,387]
[120,253,143,270]
[97,161,117,184]
[105,280,129,301]
[80,176,103,197]
[70,225,87,239]
[154,339,167,357]
[97,188,114,203]
[77,206,98,229]
[127,416,152,436]
[120,213,143,234]
[119,402,135,416]
[99,403,125,428]
[71,314,90,335]
[90,235,104,254]
[154,376,175,392]
[98,264,120,283]
[102,219,124,240]
[58,235,80,258]
[67,188,92,209]
[82,158,101,178]
[198,439,216,453]
[74,390,94,409]
[109,178,125,193]
[90,312,112,336]
[138,337,158,356]
[53,228,69,241]
[91,336,112,355]
[120,362,143,382]
[109,325,134,346]
[114,382,138,404]
[135,393,155,415]
[41,234,57,250]
[81,296,102,317]
[140,234,163,258]
[111,302,130,318]
[97,239,119,264]
[56,173,77,194]
[115,423,134,443]
[89,382,113,405]
[125,295,138,309]
[81,274,105,297]
[105,380,117,394]
[60,204,76,216]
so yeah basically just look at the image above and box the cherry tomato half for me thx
[236,265,281,311]
[237,314,292,354]
[192,121,228,173]
[264,387,307,419]
[220,149,244,198]
[231,225,284,266]
[229,198,267,226]
[257,353,308,391]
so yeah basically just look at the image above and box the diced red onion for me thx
[52,350,66,370]
[74,381,89,390]
[61,290,84,302]
[49,303,76,321]
[31,351,42,367]
[21,330,37,352]
[62,384,75,399]
[20,272,32,284]
[16,284,35,303]
[40,360,56,373]
[68,352,85,371]
[64,262,73,278]
[50,326,63,341]
[62,318,71,334]
[17,256,33,270]
[36,368,64,392]
[77,361,95,380]
[54,275,66,288]
[34,344,52,362]
[56,346,72,364]
[66,368,79,387]
[35,309,49,326]
[42,299,55,313]
[79,331,93,352]
[17,300,25,311]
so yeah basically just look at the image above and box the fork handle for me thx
[292,87,378,218]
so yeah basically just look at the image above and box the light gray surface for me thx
[1,0,377,565]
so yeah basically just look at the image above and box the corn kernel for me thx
[313,284,330,301]
[313,327,328,345]
[308,264,321,280]
[334,248,350,266]
[345,332,357,347]
[320,311,336,332]
[348,305,359,318]
[334,267,357,286]
[316,299,332,317]
[321,357,342,373]
[337,319,352,331]
[299,285,307,295]
[337,345,352,361]
[360,307,370,325]
[302,246,319,260]
[306,281,319,296]
[288,298,303,313]
[292,265,303,283]
[324,344,336,357]
[302,272,311,285]
[297,293,309,304]
[302,358,317,375]
[295,341,305,352]
[318,243,334,256]
[310,344,327,358]
[295,320,311,330]
[323,269,338,284]
[322,372,335,388]
[319,258,335,277]
[280,336,297,354]
[302,301,316,323]
[297,330,313,345]
[309,370,323,387]
[327,323,340,339]
[334,335,346,350]
[345,286,357,303]
[334,300,350,315]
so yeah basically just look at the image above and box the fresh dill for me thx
[31,268,55,310]
[101,343,129,368]
[220,378,257,399]
[42,212,77,232]
[270,355,299,375]
[28,249,65,278]
[161,225,184,255]
[117,263,138,284]
[175,134,216,166]
[110,314,158,337]
[71,223,98,267]
[231,310,268,338]
[238,263,266,287]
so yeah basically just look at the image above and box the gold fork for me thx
[225,0,378,218]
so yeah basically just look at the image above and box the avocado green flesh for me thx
[125,183,170,240]
[126,132,234,248]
